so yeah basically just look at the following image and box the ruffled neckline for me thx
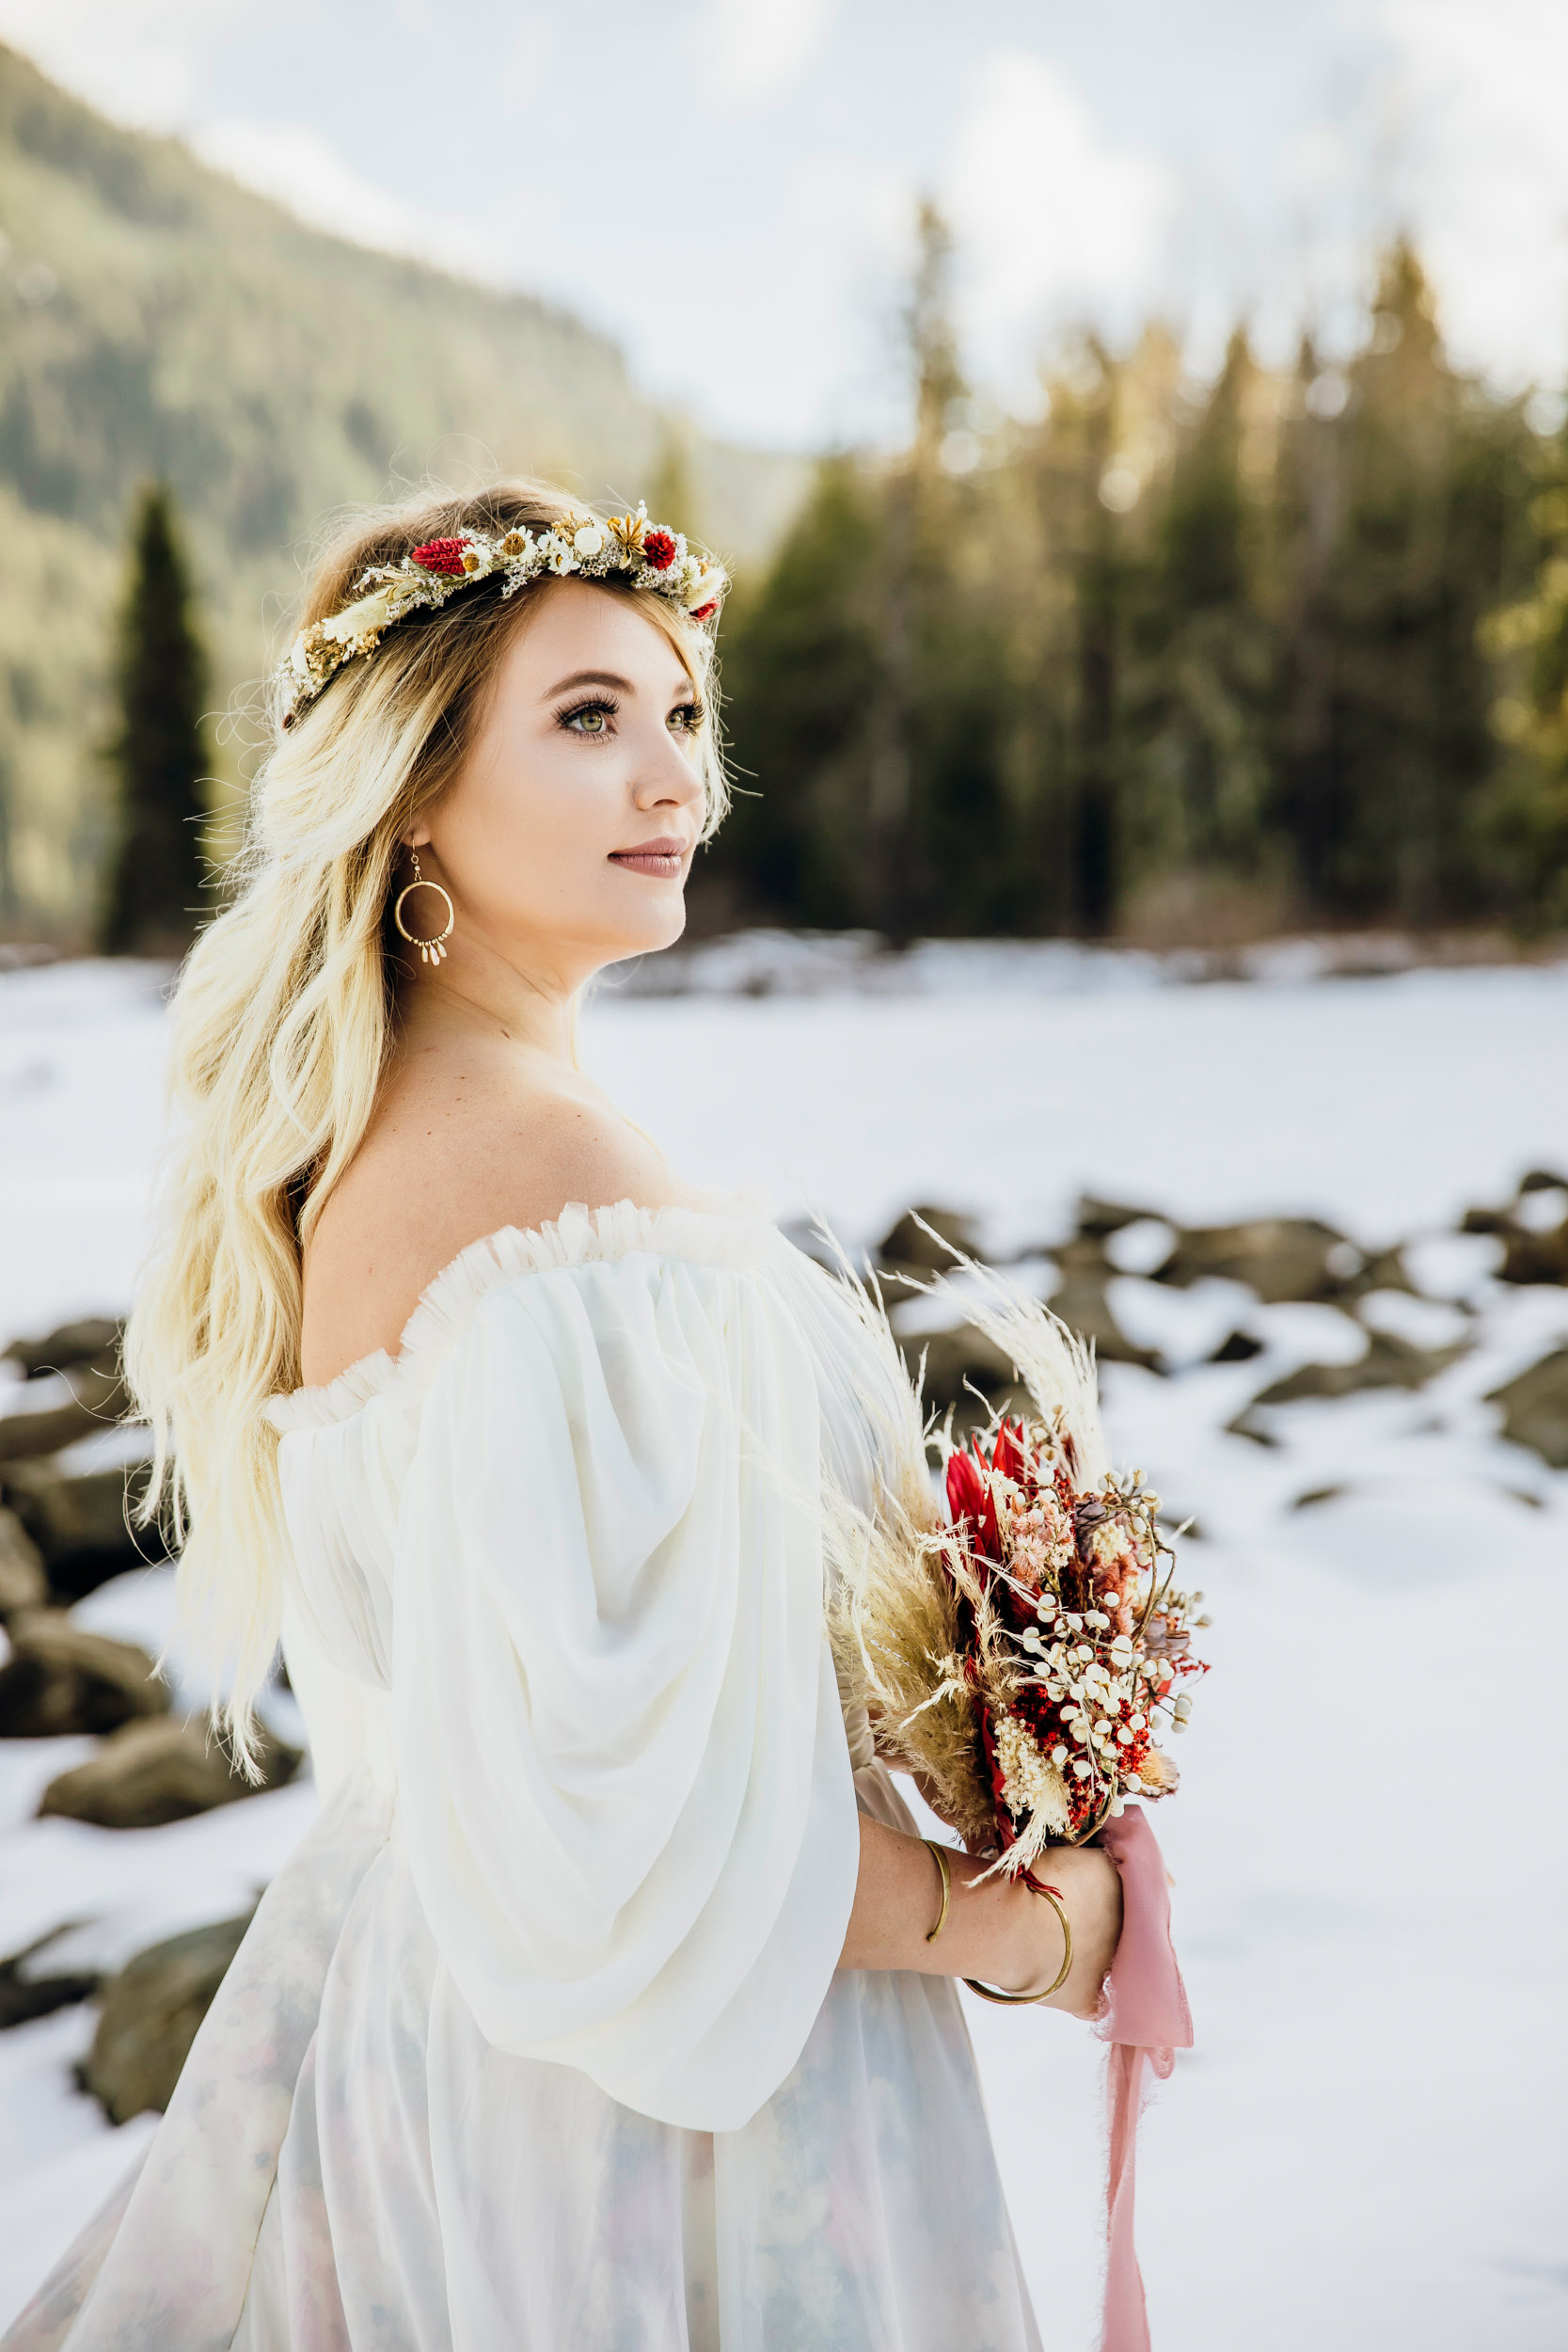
[267,1193,780,1436]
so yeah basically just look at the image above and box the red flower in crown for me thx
[410,536,471,577]
[689,600,718,622]
[641,529,677,571]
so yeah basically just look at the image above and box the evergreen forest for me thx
[707,216,1568,945]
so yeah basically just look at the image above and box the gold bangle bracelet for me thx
[963,1882,1073,2005]
[922,1838,953,1944]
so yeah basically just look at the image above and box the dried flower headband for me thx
[278,503,726,729]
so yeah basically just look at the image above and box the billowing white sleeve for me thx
[390,1250,861,2132]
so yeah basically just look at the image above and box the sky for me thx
[1,0,1566,451]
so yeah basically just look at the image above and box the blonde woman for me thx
[8,484,1121,2352]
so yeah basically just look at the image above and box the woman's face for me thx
[410,580,707,988]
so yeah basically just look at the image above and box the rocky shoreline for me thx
[1,1168,1565,2122]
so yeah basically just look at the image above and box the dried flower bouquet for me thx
[830,1252,1208,1880]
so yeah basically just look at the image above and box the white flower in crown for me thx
[320,587,396,645]
[683,564,727,617]
[573,523,607,559]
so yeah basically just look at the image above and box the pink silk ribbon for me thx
[1094,1804,1193,2352]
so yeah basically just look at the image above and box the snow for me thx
[0,956,1564,2348]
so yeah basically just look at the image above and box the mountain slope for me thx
[0,44,803,934]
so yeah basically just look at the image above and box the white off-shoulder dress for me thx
[7,1202,1042,2352]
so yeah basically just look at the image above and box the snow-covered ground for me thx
[1,955,1565,2348]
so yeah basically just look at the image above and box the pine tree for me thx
[1122,329,1278,923]
[705,458,885,927]
[100,485,210,955]
[1275,243,1529,923]
[1477,414,1568,923]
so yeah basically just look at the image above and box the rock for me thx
[82,1914,253,2122]
[1236,1331,1466,1425]
[900,1324,1026,1431]
[1357,1246,1416,1295]
[1,1319,122,1381]
[0,1612,168,1737]
[0,1507,48,1615]
[877,1205,979,1277]
[0,1937,99,2030]
[1497,1223,1568,1287]
[1487,1349,1568,1468]
[1073,1195,1163,1240]
[1046,1272,1163,1373]
[39,1716,300,1829]
[1458,1176,1568,1286]
[2,1447,154,1593]
[0,1363,127,1466]
[1209,1329,1264,1363]
[1155,1216,1361,1305]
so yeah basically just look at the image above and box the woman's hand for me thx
[838,1818,1123,2021]
[1012,1843,1123,2020]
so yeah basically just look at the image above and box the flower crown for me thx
[278,503,726,728]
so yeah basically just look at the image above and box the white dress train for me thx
[4,1202,1042,2352]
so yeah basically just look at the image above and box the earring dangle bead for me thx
[393,850,455,966]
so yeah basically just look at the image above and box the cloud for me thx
[615,148,912,447]
[0,0,277,127]
[1371,0,1568,386]
[191,117,537,288]
[694,0,837,110]
[939,51,1179,392]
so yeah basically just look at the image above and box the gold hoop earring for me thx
[393,850,455,967]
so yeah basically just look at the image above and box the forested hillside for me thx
[0,44,802,935]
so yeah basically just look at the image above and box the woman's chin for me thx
[596,896,688,965]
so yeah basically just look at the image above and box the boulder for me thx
[1497,1223,1568,1287]
[1459,1176,1568,1285]
[877,1205,979,1278]
[1231,1330,1467,1437]
[2,1448,153,1593]
[1209,1329,1264,1363]
[1487,1349,1568,1469]
[0,1363,127,1467]
[1046,1272,1163,1373]
[82,1914,253,2122]
[39,1716,300,1829]
[0,1940,99,2031]
[0,1612,168,1737]
[1155,1216,1361,1305]
[2,1319,122,1381]
[0,1507,48,1616]
[1072,1195,1164,1240]
[900,1324,1026,1431]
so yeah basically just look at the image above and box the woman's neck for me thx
[397,935,579,1068]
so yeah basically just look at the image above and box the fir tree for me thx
[100,485,210,955]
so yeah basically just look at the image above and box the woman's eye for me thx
[562,703,612,735]
[669,702,704,734]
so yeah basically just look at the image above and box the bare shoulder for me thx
[299,1041,704,1388]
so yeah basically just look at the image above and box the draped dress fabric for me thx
[6,1202,1043,2352]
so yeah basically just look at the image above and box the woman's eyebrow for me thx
[546,668,636,696]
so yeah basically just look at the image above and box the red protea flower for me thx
[410,536,471,577]
[641,529,677,570]
[689,600,718,622]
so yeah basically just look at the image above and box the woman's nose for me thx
[635,733,705,808]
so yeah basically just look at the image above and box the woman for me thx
[8,483,1122,2351]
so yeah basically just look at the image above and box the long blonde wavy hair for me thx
[125,479,729,1756]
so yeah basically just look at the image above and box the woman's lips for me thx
[609,838,688,878]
